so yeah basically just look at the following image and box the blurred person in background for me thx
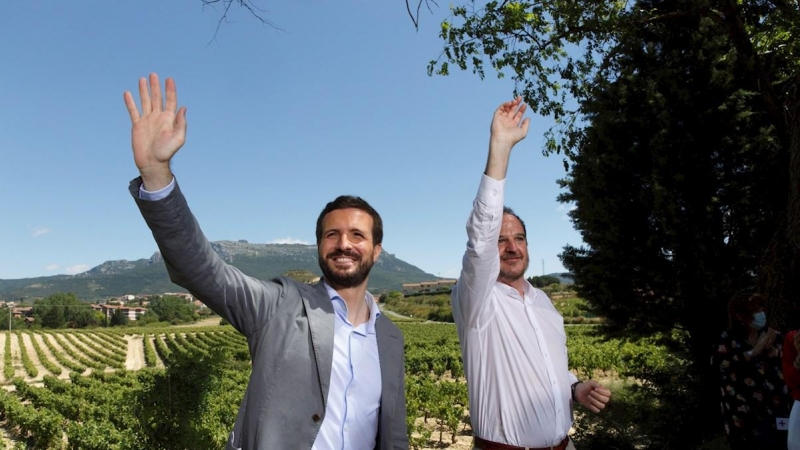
[712,293,792,450]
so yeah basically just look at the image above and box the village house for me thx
[401,279,457,296]
[93,304,148,322]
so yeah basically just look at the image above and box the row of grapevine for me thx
[0,322,659,449]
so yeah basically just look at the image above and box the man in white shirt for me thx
[451,97,611,450]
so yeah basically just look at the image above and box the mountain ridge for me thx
[0,240,439,301]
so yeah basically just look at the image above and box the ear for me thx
[372,243,382,262]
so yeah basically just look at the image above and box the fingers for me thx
[494,96,529,132]
[591,386,612,399]
[520,117,531,135]
[138,76,151,114]
[499,97,524,115]
[586,391,610,413]
[497,96,520,111]
[175,106,188,136]
[514,101,527,118]
[126,73,179,121]
[165,77,178,113]
[123,91,140,122]
[583,382,611,413]
[149,73,163,112]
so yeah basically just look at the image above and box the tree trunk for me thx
[759,87,800,332]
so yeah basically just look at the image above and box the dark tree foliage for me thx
[558,4,784,443]
[561,0,784,346]
[526,275,561,288]
[110,308,130,327]
[148,295,198,324]
[33,292,97,329]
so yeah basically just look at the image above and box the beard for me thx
[318,249,375,289]
[499,253,529,283]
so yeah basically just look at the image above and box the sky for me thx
[0,0,583,282]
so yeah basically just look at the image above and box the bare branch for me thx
[406,0,439,30]
[201,0,283,46]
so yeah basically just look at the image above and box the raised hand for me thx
[490,96,530,149]
[123,73,187,191]
[485,96,531,180]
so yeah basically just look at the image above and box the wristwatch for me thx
[571,381,581,402]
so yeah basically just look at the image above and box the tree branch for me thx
[201,0,282,45]
[406,0,439,30]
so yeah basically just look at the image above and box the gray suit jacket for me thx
[130,178,408,450]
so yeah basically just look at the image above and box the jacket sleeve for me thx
[129,176,282,338]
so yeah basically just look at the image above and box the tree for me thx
[557,6,785,444]
[526,275,560,288]
[148,295,198,324]
[34,292,96,329]
[110,308,130,327]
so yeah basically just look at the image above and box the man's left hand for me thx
[575,380,611,413]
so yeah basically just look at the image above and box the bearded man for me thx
[124,73,408,450]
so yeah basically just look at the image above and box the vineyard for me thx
[0,320,678,449]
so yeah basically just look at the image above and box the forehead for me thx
[745,299,766,312]
[321,208,373,230]
[500,213,525,236]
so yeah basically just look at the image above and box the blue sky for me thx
[0,0,582,281]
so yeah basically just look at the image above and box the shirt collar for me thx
[323,280,381,334]
[496,279,537,303]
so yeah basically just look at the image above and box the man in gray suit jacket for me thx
[123,73,408,450]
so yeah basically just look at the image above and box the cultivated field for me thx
[0,321,482,449]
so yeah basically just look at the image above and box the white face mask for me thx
[750,311,767,330]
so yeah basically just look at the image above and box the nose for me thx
[505,239,519,253]
[336,234,352,250]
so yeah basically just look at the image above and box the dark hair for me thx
[503,206,527,238]
[316,195,383,245]
[727,293,767,331]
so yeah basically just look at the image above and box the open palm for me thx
[123,73,186,188]
[491,96,530,147]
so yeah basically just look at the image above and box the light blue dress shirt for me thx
[314,282,382,450]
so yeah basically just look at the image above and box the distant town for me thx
[0,292,204,325]
[0,277,461,326]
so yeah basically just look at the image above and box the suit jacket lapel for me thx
[302,281,335,409]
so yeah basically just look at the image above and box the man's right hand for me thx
[123,73,187,191]
[485,96,530,180]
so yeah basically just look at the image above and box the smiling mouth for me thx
[328,252,360,265]
[332,257,357,265]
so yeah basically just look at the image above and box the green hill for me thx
[0,240,439,301]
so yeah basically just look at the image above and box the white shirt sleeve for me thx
[138,177,176,201]
[452,174,505,330]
